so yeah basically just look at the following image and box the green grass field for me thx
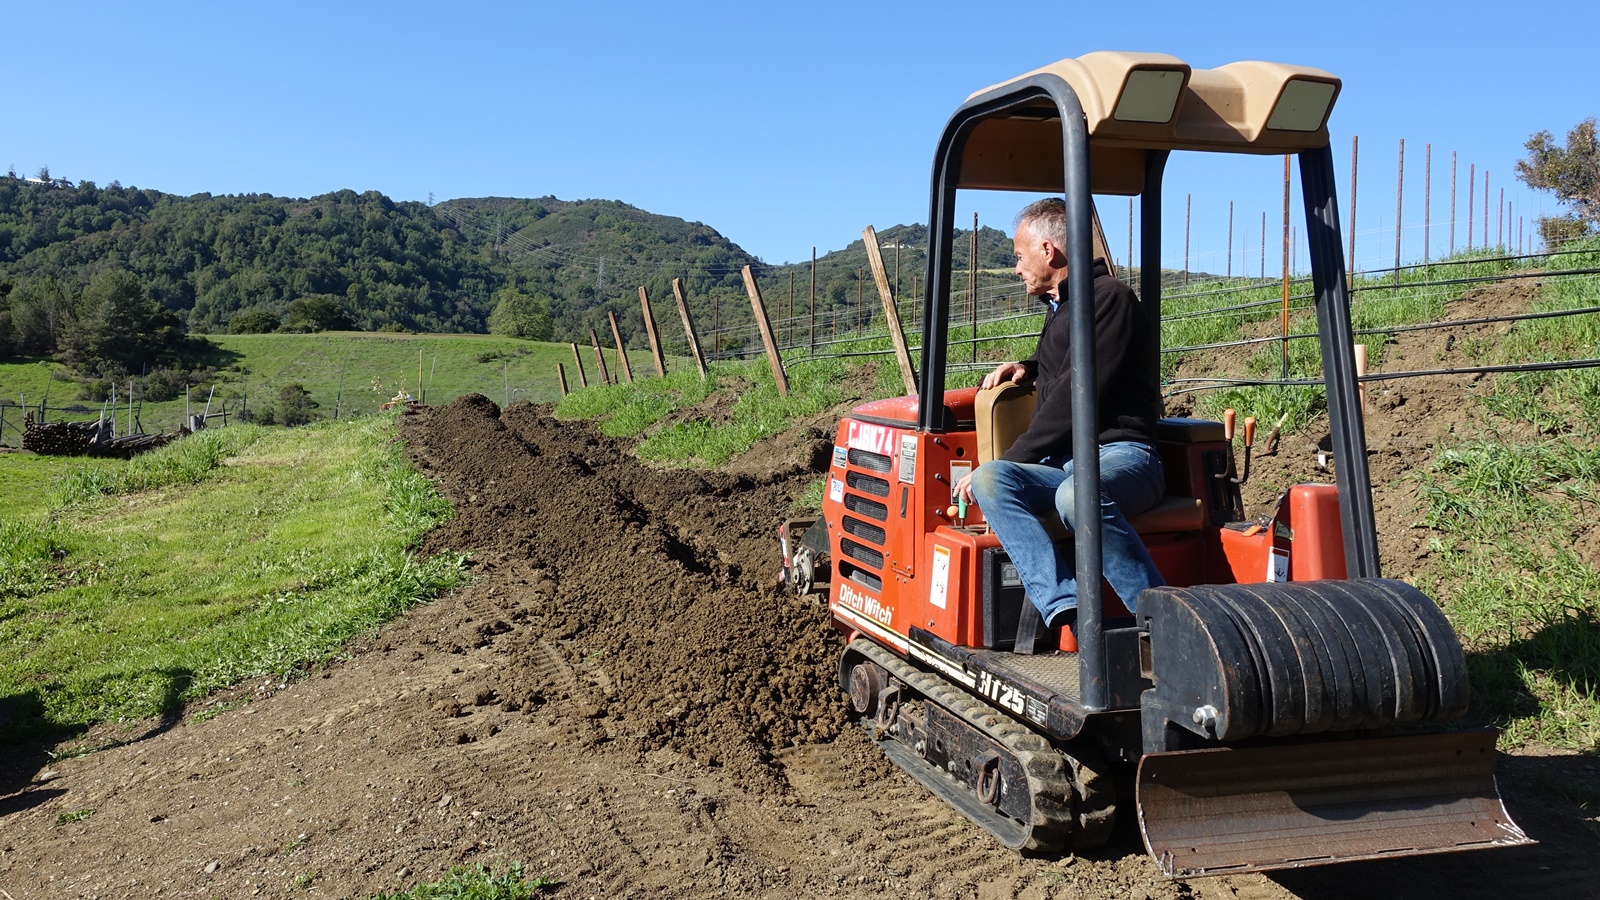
[0,332,660,441]
[0,414,465,744]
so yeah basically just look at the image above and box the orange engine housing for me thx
[822,391,1348,654]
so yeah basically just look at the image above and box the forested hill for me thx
[0,178,765,338]
[434,196,760,340]
[0,175,1016,357]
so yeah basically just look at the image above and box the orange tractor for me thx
[780,52,1529,876]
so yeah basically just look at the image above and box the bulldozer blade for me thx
[1137,730,1531,878]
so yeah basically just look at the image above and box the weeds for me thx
[54,808,96,826]
[45,741,121,762]
[0,415,467,742]
[628,358,845,467]
[793,477,827,511]
[1419,435,1600,749]
[190,699,250,724]
[49,424,267,507]
[367,863,557,899]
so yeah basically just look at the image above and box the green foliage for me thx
[0,518,76,602]
[487,288,553,341]
[0,277,73,359]
[1417,437,1600,749]
[0,178,1019,368]
[229,307,282,334]
[367,863,556,899]
[553,355,847,468]
[54,270,207,378]
[1194,383,1325,436]
[254,383,320,427]
[0,415,467,741]
[0,182,501,335]
[636,359,845,467]
[0,179,785,347]
[1516,117,1599,243]
[51,424,266,505]
[138,365,218,402]
[555,365,714,437]
[1463,245,1600,433]
[281,294,354,333]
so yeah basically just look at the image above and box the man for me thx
[954,197,1165,633]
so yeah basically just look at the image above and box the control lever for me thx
[1216,409,1255,522]
[944,492,969,527]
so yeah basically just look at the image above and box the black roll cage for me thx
[915,74,1379,711]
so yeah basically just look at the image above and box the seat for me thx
[975,380,1038,465]
[972,382,1204,534]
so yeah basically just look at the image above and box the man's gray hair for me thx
[1015,197,1068,249]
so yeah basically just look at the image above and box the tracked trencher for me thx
[778,52,1531,876]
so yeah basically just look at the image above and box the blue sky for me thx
[6,1,1595,273]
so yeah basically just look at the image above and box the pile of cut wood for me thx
[21,413,177,459]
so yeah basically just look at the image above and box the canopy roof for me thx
[957,51,1341,194]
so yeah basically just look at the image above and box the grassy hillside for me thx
[0,415,464,742]
[0,332,660,439]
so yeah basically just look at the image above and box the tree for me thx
[487,288,553,340]
[281,295,354,332]
[0,278,72,359]
[1516,117,1599,246]
[228,308,282,334]
[56,270,202,377]
[272,383,320,426]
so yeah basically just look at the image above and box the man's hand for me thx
[980,361,1028,391]
[954,470,977,504]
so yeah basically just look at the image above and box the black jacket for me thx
[1002,258,1164,464]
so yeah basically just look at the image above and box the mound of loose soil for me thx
[2,276,1597,899]
[405,395,848,791]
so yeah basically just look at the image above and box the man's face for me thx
[1013,221,1062,298]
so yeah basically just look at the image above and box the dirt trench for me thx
[2,276,1599,898]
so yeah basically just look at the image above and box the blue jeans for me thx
[969,442,1166,624]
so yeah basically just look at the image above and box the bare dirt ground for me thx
[3,277,1599,899]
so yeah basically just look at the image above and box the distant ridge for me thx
[1,176,1010,349]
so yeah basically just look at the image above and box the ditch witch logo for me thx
[838,583,893,626]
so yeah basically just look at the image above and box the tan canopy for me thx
[958,51,1341,194]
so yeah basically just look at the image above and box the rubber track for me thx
[849,639,1115,853]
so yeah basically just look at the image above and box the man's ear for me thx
[1042,239,1068,268]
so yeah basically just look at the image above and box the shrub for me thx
[228,308,281,334]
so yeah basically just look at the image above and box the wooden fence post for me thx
[557,363,569,397]
[638,286,666,377]
[861,225,918,396]
[670,277,709,378]
[1281,155,1292,381]
[589,329,611,385]
[1349,135,1359,287]
[740,266,789,397]
[570,343,589,388]
[1393,138,1404,284]
[809,247,817,353]
[607,311,633,383]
